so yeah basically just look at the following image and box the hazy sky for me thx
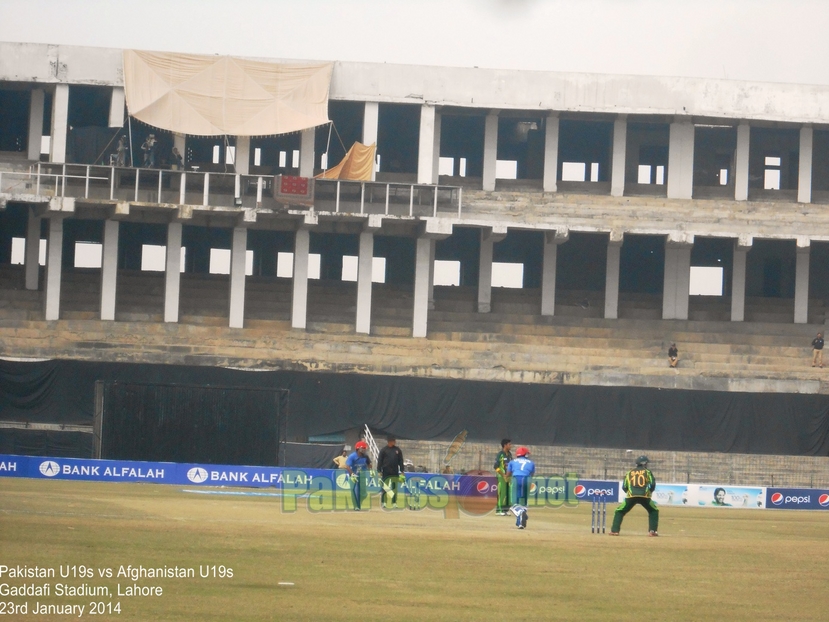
[1,0,828,85]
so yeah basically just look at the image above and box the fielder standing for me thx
[345,441,372,511]
[609,455,659,536]
[493,439,513,516]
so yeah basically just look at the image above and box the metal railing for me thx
[0,163,463,218]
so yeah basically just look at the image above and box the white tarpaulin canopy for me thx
[123,50,333,137]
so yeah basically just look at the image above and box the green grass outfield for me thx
[1,478,828,621]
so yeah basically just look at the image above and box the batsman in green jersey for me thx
[609,455,659,536]
[493,439,513,515]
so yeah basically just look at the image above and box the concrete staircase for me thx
[0,264,826,394]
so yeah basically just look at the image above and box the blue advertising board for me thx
[766,487,829,510]
[0,454,615,507]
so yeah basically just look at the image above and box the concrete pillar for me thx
[109,87,125,128]
[228,227,247,328]
[413,236,432,338]
[541,229,568,316]
[356,231,374,334]
[735,123,750,201]
[164,222,182,323]
[44,217,63,320]
[299,128,315,178]
[363,102,379,181]
[50,84,69,164]
[667,121,694,200]
[428,239,436,310]
[604,232,623,319]
[478,231,494,313]
[542,113,559,193]
[418,105,437,184]
[662,236,692,320]
[25,207,41,290]
[99,219,119,321]
[731,237,750,322]
[432,112,442,184]
[27,89,45,161]
[798,126,813,204]
[482,113,498,191]
[291,228,311,329]
[235,136,250,175]
[611,116,627,197]
[795,239,810,324]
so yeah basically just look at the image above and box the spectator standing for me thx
[812,332,824,368]
[332,446,350,469]
[114,135,128,167]
[141,134,157,168]
[171,146,184,170]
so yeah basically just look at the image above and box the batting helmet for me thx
[355,441,368,450]
[636,455,649,466]
[515,446,530,457]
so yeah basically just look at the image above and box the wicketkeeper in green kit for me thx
[493,439,513,515]
[609,455,659,536]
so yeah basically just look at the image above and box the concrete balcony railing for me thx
[0,162,463,218]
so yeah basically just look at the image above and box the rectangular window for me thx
[10,237,46,266]
[74,242,102,268]
[212,145,221,164]
[279,151,287,168]
[141,244,186,273]
[492,262,523,288]
[637,165,652,184]
[561,162,586,182]
[276,252,321,279]
[689,266,724,296]
[495,160,518,180]
[254,148,262,167]
[341,255,386,283]
[292,150,300,168]
[590,162,600,182]
[459,157,467,177]
[434,259,461,286]
[225,145,236,165]
[439,157,454,176]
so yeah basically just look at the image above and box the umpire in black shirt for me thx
[377,435,405,508]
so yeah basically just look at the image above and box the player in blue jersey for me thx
[345,440,372,511]
[507,446,535,528]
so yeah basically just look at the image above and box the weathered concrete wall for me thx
[2,41,829,124]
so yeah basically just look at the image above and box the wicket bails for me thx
[591,494,607,534]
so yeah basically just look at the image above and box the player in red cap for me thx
[345,441,373,511]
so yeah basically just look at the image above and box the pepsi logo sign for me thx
[819,494,829,507]
[574,484,587,498]
[770,492,784,505]
[476,481,489,494]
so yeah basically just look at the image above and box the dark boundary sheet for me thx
[2,359,829,458]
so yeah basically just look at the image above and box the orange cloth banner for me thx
[316,142,376,181]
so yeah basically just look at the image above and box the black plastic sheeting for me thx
[99,382,286,466]
[284,442,344,469]
[2,359,829,458]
